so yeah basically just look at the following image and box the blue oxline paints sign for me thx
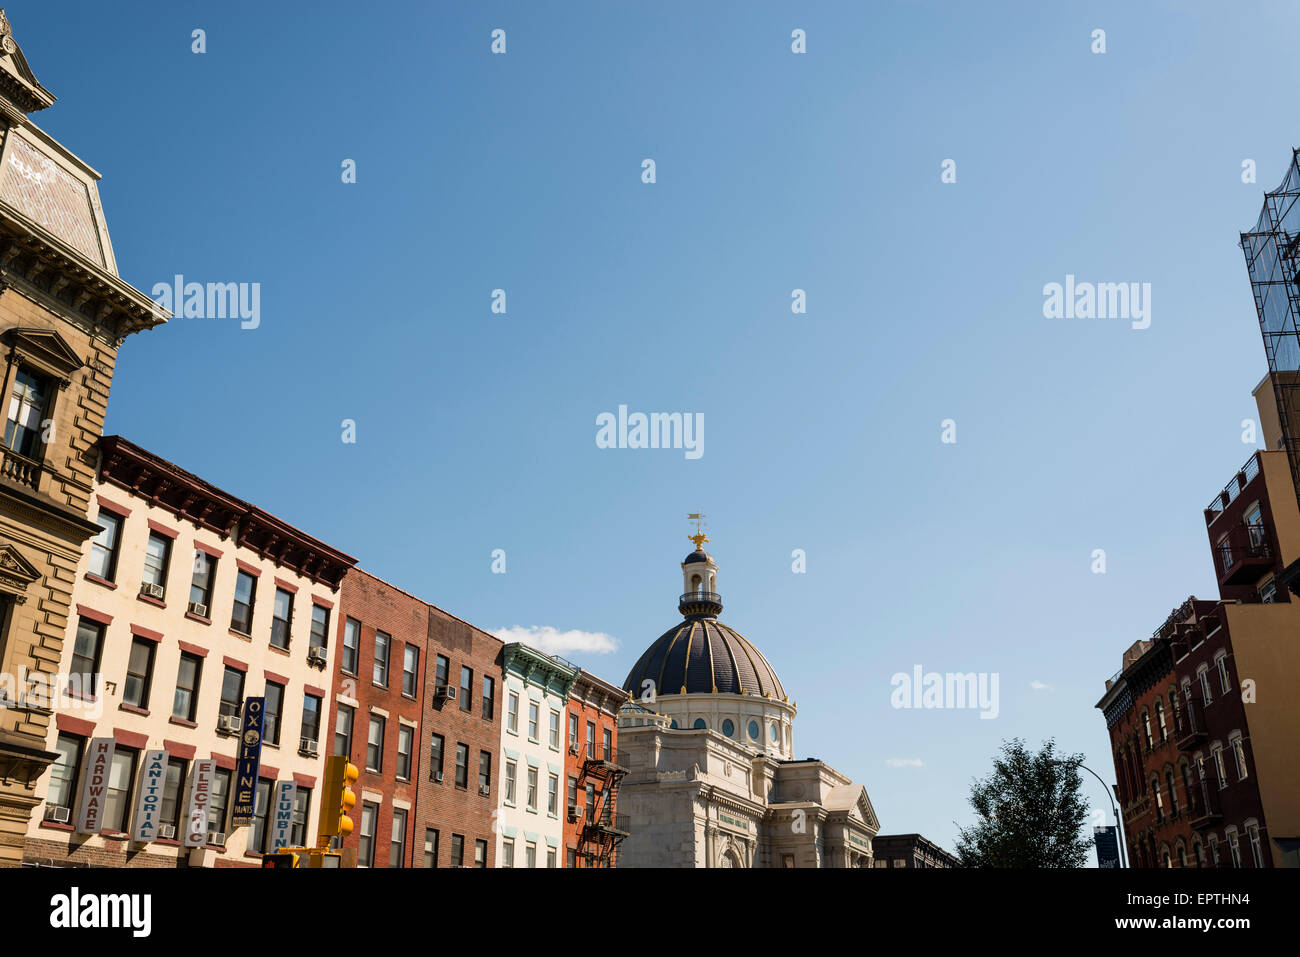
[131,749,169,843]
[230,697,266,826]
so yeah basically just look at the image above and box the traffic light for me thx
[262,851,299,869]
[317,755,359,845]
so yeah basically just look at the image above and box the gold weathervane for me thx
[688,511,709,550]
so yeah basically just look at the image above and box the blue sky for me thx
[16,0,1300,856]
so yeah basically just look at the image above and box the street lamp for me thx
[1052,759,1128,869]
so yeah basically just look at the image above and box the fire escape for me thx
[575,745,628,867]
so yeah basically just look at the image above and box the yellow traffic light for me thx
[317,755,361,846]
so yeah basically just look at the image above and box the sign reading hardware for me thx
[131,749,170,842]
[230,696,266,826]
[183,759,215,847]
[74,737,116,834]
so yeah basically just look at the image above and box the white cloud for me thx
[493,625,619,656]
[1030,680,1052,692]
[886,758,924,768]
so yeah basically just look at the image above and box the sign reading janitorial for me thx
[270,781,297,851]
[1094,825,1121,869]
[230,696,266,826]
[131,749,169,843]
[74,737,116,834]
[183,759,215,848]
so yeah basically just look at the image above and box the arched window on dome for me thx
[690,573,702,595]
[770,722,780,744]
[692,718,707,730]
[721,719,735,738]
[748,720,760,741]
[669,719,678,729]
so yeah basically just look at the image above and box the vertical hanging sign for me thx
[183,759,215,847]
[230,696,265,826]
[131,748,169,842]
[74,737,116,834]
[269,781,297,851]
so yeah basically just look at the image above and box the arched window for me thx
[1151,777,1164,821]
[1193,841,1206,868]
[1155,700,1167,741]
[692,717,706,730]
[721,719,734,738]
[1176,842,1188,868]
[1165,770,1179,816]
[1142,711,1154,749]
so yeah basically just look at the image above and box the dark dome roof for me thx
[622,619,785,699]
[683,549,713,565]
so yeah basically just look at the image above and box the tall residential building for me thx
[22,436,356,867]
[497,643,576,868]
[563,668,626,867]
[0,13,164,866]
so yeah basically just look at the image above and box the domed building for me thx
[614,530,880,868]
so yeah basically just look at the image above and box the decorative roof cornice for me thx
[503,643,579,697]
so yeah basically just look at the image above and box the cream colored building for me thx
[616,539,879,867]
[22,436,355,867]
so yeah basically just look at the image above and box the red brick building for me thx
[564,669,627,867]
[417,603,503,867]
[327,569,428,867]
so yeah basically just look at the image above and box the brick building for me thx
[0,12,164,866]
[417,603,503,867]
[327,569,428,867]
[564,668,626,867]
[871,833,959,868]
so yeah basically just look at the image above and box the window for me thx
[587,721,596,758]
[71,618,104,696]
[402,645,418,697]
[271,588,293,650]
[1199,668,1213,706]
[396,725,413,780]
[722,718,735,738]
[189,551,216,612]
[1208,836,1220,866]
[231,571,257,634]
[1194,841,1207,868]
[1142,711,1153,748]
[603,728,612,761]
[1232,736,1248,781]
[505,760,517,803]
[550,710,560,749]
[143,532,171,591]
[1246,824,1264,867]
[460,666,473,712]
[209,769,231,841]
[450,834,464,866]
[502,838,515,868]
[547,773,558,815]
[429,734,444,778]
[507,692,519,733]
[161,758,187,831]
[89,511,122,582]
[568,712,579,750]
[1155,700,1167,741]
[122,638,155,709]
[528,702,539,740]
[46,734,84,811]
[1227,831,1242,868]
[104,747,138,833]
[566,847,577,868]
[435,654,449,689]
[264,681,284,746]
[1213,746,1228,790]
[748,720,760,741]
[585,782,595,821]
[567,776,578,813]
[1151,778,1163,821]
[290,788,312,846]
[172,652,202,721]
[4,366,50,458]
[1165,770,1179,816]
[455,743,469,788]
[478,751,491,792]
[1217,654,1231,695]
[359,802,378,867]
[547,847,557,868]
[527,767,538,811]
[341,618,360,674]
[373,631,389,686]
[482,676,494,719]
[301,694,321,746]
[333,704,354,757]
[390,808,407,868]
[423,829,439,868]
[309,604,329,654]
[218,665,244,719]
[525,842,536,868]
[475,839,487,868]
[366,715,385,772]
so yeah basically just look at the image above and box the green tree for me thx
[955,737,1092,868]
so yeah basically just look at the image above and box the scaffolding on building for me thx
[1242,147,1300,515]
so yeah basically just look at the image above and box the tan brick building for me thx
[0,12,163,866]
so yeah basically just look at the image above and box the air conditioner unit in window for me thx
[434,771,444,782]
[140,582,166,600]
[45,805,70,824]
[307,648,327,667]
[300,738,318,756]
[187,601,208,618]
[569,744,580,755]
[479,784,490,796]
[217,714,242,734]
[208,831,226,848]
[158,823,176,840]
[567,806,581,823]
[434,685,456,701]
